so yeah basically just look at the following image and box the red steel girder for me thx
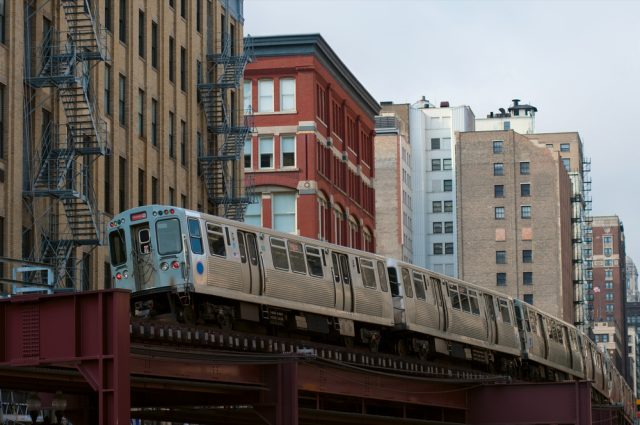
[0,289,130,425]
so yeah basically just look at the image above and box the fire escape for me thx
[198,31,254,221]
[582,157,594,325]
[23,0,109,287]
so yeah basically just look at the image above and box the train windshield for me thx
[156,218,182,255]
[109,229,127,266]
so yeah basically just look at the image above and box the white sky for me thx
[244,0,640,263]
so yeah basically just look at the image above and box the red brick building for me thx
[243,34,380,251]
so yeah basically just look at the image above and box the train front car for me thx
[108,205,197,319]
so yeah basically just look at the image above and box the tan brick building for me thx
[456,130,574,323]
[0,0,248,290]
[374,102,412,262]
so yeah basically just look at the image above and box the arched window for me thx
[333,204,344,245]
[317,192,329,241]
[348,215,359,249]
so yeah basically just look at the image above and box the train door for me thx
[433,279,448,331]
[331,252,353,312]
[484,294,497,344]
[331,253,344,310]
[237,230,262,295]
[132,224,155,290]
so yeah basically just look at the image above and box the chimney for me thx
[440,101,450,107]
[512,99,520,106]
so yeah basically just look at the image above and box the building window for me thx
[605,293,614,301]
[151,98,158,146]
[443,180,452,192]
[196,0,202,32]
[169,187,175,205]
[433,243,443,255]
[245,195,262,227]
[431,138,440,150]
[495,207,505,219]
[273,192,296,233]
[493,140,503,154]
[168,112,175,158]
[180,120,186,166]
[494,185,504,198]
[432,201,442,213]
[443,158,452,170]
[431,159,441,171]
[119,0,127,44]
[169,36,175,82]
[605,304,614,313]
[280,135,295,168]
[604,247,612,257]
[138,10,145,58]
[523,294,533,304]
[523,272,533,285]
[280,78,295,111]
[560,143,570,152]
[605,281,613,289]
[520,161,530,175]
[523,249,532,263]
[151,21,158,68]
[0,0,4,44]
[151,176,158,204]
[503,121,510,130]
[445,243,453,255]
[605,269,613,279]
[169,0,174,8]
[180,0,186,18]
[104,155,112,213]
[137,89,145,137]
[496,251,506,264]
[118,156,127,211]
[444,221,453,233]
[104,0,112,32]
[521,183,530,197]
[243,80,252,112]
[604,259,613,267]
[180,46,186,91]
[497,273,507,286]
[444,201,453,212]
[433,222,442,234]
[138,168,145,206]
[104,65,112,115]
[258,79,274,112]
[493,163,504,176]
[521,205,531,219]
[244,139,252,169]
[259,136,274,168]
[603,236,612,244]
[562,158,570,171]
[118,74,126,126]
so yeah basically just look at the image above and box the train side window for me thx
[339,254,351,285]
[459,286,471,313]
[188,219,204,255]
[288,240,307,274]
[109,229,127,266]
[360,258,377,289]
[377,261,389,292]
[246,233,259,266]
[528,310,538,334]
[206,223,226,257]
[138,228,151,254]
[449,284,461,310]
[498,299,511,324]
[270,238,289,270]
[401,268,413,298]
[468,290,480,315]
[237,233,247,263]
[156,218,182,255]
[558,325,565,346]
[305,246,323,277]
[388,267,400,296]
[412,271,426,300]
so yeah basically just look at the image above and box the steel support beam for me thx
[0,290,130,425]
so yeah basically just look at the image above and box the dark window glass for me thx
[445,222,453,233]
[431,159,441,171]
[104,0,112,32]
[156,219,182,255]
[118,74,126,126]
[151,21,158,68]
[433,243,443,255]
[119,0,127,43]
[104,65,112,115]
[151,98,158,146]
[180,46,186,91]
[521,205,531,219]
[521,183,531,197]
[495,207,505,219]
[306,246,323,277]
[520,162,530,175]
[432,201,442,213]
[493,163,504,176]
[560,143,570,152]
[523,249,533,263]
[444,201,453,212]
[196,0,202,32]
[138,10,145,57]
[188,218,204,254]
[413,272,426,300]
[523,272,533,285]
[496,251,506,264]
[493,140,503,154]
[109,229,127,266]
[431,138,440,150]
[207,223,226,257]
[494,184,504,197]
[445,243,453,255]
[433,222,442,234]
[288,240,307,274]
[169,36,175,82]
[443,180,452,192]
[180,0,186,18]
[270,238,289,270]
[497,272,507,286]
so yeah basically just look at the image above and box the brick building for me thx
[374,102,412,262]
[456,130,574,323]
[243,34,379,250]
[0,0,248,289]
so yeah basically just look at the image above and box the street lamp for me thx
[51,392,67,425]
[26,393,41,425]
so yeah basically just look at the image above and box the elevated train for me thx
[108,205,634,417]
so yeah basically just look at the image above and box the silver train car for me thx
[108,205,633,415]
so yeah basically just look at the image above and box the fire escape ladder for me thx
[60,0,108,61]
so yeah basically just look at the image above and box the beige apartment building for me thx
[0,0,249,290]
[374,102,413,263]
[456,130,574,323]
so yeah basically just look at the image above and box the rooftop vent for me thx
[440,101,450,107]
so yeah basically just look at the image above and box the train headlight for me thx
[171,261,180,269]
[160,262,169,271]
[123,270,129,278]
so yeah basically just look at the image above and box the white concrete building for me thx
[410,98,474,276]
[475,99,537,134]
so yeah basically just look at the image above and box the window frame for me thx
[259,136,274,169]
[280,135,296,168]
[493,162,504,176]
[492,140,503,154]
[279,78,296,112]
[520,161,530,175]
[258,79,274,112]
[521,205,532,219]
